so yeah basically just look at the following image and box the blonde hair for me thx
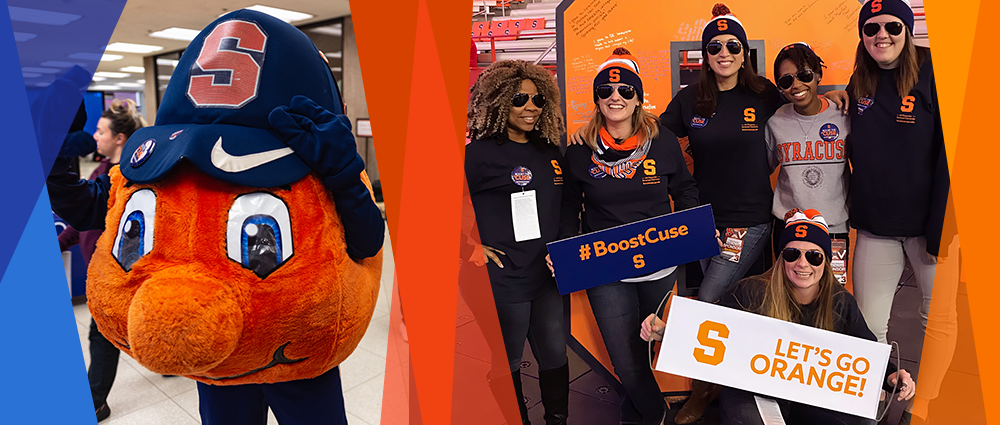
[101,99,147,138]
[578,104,660,151]
[760,259,840,331]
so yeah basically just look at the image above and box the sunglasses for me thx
[512,92,546,108]
[862,21,904,37]
[706,40,742,56]
[595,84,637,100]
[776,69,816,90]
[781,247,825,267]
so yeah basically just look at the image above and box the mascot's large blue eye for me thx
[119,212,145,271]
[112,189,157,272]
[227,193,293,278]
[241,215,282,278]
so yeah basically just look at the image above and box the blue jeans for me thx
[697,222,771,303]
[587,272,675,425]
[197,367,348,425]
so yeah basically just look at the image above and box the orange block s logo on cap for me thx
[609,69,621,82]
[871,0,882,13]
[717,19,728,31]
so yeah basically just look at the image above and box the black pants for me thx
[88,318,120,410]
[494,284,568,374]
[197,366,348,425]
[720,387,866,425]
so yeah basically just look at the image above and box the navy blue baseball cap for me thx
[121,9,344,188]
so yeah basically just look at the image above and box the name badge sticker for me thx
[512,190,541,242]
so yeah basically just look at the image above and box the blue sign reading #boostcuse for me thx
[546,205,720,295]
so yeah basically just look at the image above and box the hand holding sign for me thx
[641,313,665,342]
[888,370,915,401]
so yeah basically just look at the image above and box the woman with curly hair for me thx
[556,47,699,425]
[465,60,568,425]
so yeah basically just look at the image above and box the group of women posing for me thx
[464,1,953,424]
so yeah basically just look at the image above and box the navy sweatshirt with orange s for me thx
[846,49,949,256]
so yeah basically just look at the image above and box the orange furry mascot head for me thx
[85,10,382,385]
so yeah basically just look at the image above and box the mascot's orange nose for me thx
[127,270,243,375]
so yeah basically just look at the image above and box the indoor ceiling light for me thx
[105,42,164,54]
[40,61,87,67]
[117,82,143,88]
[91,77,107,81]
[22,67,61,74]
[8,6,81,26]
[95,71,130,78]
[13,32,36,42]
[89,85,121,91]
[120,66,145,73]
[310,25,342,37]
[156,59,179,67]
[324,52,342,59]
[148,27,201,41]
[241,5,313,23]
[68,52,124,61]
[22,72,42,78]
[137,79,145,84]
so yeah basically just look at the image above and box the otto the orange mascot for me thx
[47,10,384,424]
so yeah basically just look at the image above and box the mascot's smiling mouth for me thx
[201,342,308,381]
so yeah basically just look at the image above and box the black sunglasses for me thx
[706,40,742,56]
[776,69,816,90]
[862,21,904,37]
[781,247,825,267]
[512,92,546,108]
[595,84,636,100]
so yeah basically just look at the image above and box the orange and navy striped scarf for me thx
[590,127,650,179]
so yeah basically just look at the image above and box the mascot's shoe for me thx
[673,379,721,424]
[95,403,110,422]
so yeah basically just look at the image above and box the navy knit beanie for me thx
[778,209,832,260]
[701,3,749,54]
[593,47,643,103]
[858,0,914,38]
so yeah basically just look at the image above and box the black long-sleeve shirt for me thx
[659,80,785,228]
[846,49,949,256]
[559,125,700,239]
[465,135,563,303]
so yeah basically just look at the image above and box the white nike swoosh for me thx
[210,137,294,173]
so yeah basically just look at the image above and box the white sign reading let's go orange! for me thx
[655,297,891,419]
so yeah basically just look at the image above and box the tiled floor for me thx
[73,226,394,424]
